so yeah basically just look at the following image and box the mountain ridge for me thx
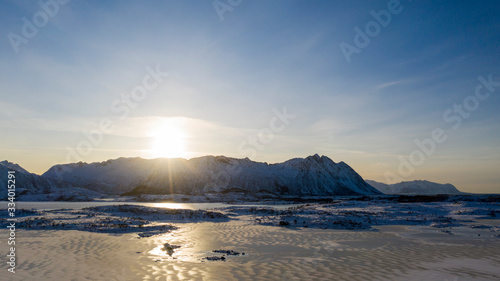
[366,179,461,195]
[41,154,381,196]
[0,161,101,201]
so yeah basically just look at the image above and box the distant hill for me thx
[1,160,60,196]
[0,161,102,201]
[366,179,461,195]
[42,154,381,196]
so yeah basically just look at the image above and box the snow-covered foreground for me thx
[224,196,500,231]
[5,196,500,234]
[1,197,500,280]
[4,205,229,238]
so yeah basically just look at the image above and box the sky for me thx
[1,0,499,193]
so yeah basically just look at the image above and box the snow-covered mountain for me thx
[1,160,58,196]
[366,179,461,195]
[0,161,102,201]
[43,154,381,196]
[1,160,31,174]
[43,157,155,194]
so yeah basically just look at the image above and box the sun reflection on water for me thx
[149,203,190,209]
[147,227,204,263]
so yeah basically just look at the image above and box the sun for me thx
[150,122,186,158]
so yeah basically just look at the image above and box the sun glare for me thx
[150,122,186,159]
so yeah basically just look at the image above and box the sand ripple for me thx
[1,221,499,281]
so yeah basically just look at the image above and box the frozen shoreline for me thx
[1,198,499,280]
[2,220,500,281]
[3,196,499,234]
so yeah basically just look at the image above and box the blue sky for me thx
[1,0,499,193]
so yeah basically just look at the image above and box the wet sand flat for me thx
[2,220,500,281]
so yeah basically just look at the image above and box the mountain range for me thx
[366,179,461,195]
[0,160,101,201]
[42,154,380,196]
[1,155,462,201]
